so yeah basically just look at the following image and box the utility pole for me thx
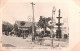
[31,2,35,41]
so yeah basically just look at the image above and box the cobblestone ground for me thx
[2,35,69,49]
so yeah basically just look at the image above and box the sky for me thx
[2,1,69,26]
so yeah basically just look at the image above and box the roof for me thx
[15,21,37,27]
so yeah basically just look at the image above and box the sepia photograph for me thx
[1,1,69,49]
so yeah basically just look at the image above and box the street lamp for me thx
[51,6,56,47]
[51,6,56,38]
[27,16,32,22]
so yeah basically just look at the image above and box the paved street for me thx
[2,35,68,49]
[2,35,49,48]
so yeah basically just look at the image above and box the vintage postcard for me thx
[0,0,80,51]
